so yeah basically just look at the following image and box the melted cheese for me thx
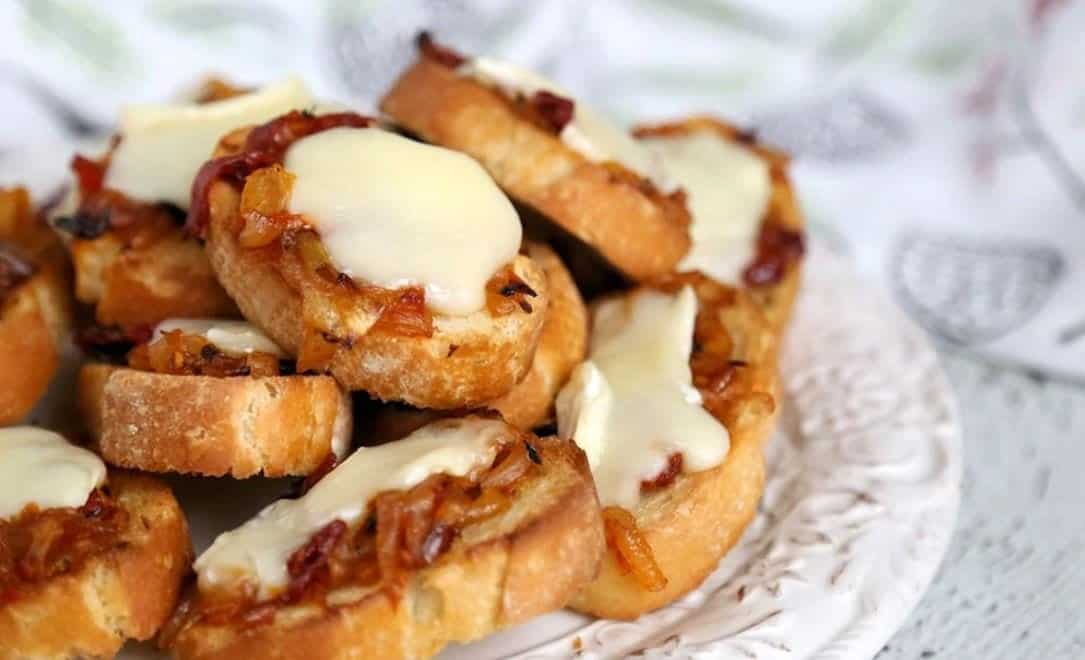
[458,57,674,192]
[0,427,107,519]
[283,127,521,315]
[556,286,728,508]
[195,417,509,597]
[105,77,314,209]
[154,318,287,358]
[640,131,771,283]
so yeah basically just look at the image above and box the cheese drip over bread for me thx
[195,417,509,597]
[556,286,728,508]
[105,77,314,209]
[458,57,674,192]
[283,127,521,316]
[154,319,286,358]
[0,427,107,519]
[640,131,771,283]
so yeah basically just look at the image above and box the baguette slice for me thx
[68,224,239,329]
[380,42,691,282]
[0,472,191,660]
[203,127,550,409]
[162,433,604,660]
[569,273,778,619]
[633,116,805,332]
[78,364,352,478]
[367,241,588,438]
[0,187,71,425]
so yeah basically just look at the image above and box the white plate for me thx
[55,247,958,660]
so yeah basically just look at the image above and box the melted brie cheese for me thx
[283,127,521,316]
[0,427,107,519]
[154,318,286,358]
[195,417,509,596]
[105,77,314,209]
[458,57,673,192]
[556,286,728,508]
[640,131,771,283]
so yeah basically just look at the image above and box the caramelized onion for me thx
[238,165,300,248]
[416,31,466,68]
[486,271,538,316]
[602,506,667,592]
[531,91,575,133]
[0,490,126,605]
[640,453,683,491]
[369,287,433,337]
[127,330,281,378]
[479,442,536,491]
[70,154,107,196]
[285,519,347,601]
[743,223,804,287]
[194,78,249,104]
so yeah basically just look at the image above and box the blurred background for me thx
[2,1,1084,657]
[0,0,1082,381]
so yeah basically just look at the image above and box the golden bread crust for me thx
[0,188,71,425]
[380,57,691,281]
[0,472,191,660]
[78,364,352,478]
[164,435,604,660]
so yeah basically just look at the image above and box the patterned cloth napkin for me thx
[0,0,1081,379]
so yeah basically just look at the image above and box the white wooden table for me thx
[879,351,1085,660]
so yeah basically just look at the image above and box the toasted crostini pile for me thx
[0,33,803,660]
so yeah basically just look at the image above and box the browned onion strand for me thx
[602,506,667,592]
[415,31,467,68]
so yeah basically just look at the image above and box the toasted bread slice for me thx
[568,273,778,619]
[69,224,239,329]
[0,471,191,660]
[380,42,691,282]
[633,116,805,332]
[78,363,352,478]
[51,183,238,331]
[162,432,604,660]
[367,241,588,437]
[203,129,549,409]
[0,188,71,425]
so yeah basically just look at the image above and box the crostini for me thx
[0,187,71,425]
[556,271,777,618]
[160,416,604,660]
[0,426,190,658]
[51,77,317,335]
[192,111,549,408]
[635,117,805,330]
[367,241,588,439]
[381,33,691,282]
[78,318,352,478]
